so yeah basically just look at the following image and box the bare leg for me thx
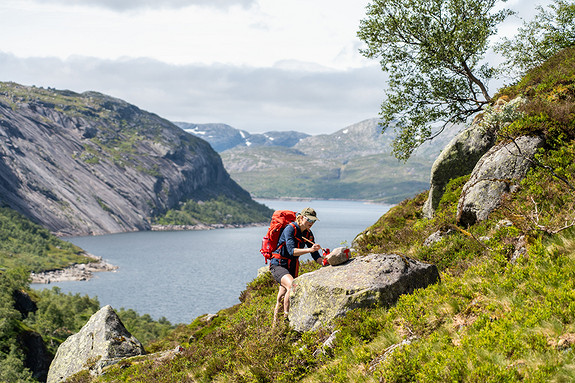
[280,274,294,317]
[272,285,287,328]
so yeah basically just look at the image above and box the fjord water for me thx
[32,200,391,324]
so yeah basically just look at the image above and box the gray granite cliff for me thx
[0,82,254,236]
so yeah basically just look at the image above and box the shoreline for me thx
[30,254,118,284]
[150,222,265,231]
[255,197,393,204]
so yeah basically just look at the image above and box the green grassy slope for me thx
[79,47,575,382]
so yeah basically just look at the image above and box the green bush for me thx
[0,269,35,383]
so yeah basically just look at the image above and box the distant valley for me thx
[176,119,461,203]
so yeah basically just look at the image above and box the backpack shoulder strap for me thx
[289,221,298,233]
[275,221,297,252]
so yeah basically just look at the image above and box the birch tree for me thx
[358,0,513,160]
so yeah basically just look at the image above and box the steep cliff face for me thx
[0,82,252,236]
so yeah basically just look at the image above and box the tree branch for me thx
[460,59,491,102]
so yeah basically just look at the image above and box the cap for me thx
[300,207,319,222]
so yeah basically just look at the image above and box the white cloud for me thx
[0,53,386,133]
[0,0,370,69]
[24,0,256,11]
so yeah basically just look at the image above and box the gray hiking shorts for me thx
[269,264,290,284]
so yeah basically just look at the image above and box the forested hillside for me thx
[0,207,177,382]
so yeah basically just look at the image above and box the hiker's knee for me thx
[276,285,287,302]
[281,274,294,290]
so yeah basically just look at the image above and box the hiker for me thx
[270,207,323,326]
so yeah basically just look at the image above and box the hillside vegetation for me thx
[0,205,178,382]
[0,267,176,382]
[60,47,575,382]
[0,207,90,273]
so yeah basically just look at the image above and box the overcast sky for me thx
[0,0,554,134]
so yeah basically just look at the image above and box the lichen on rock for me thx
[457,135,544,226]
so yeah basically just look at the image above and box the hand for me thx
[310,244,321,252]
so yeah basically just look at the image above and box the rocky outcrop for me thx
[288,253,440,332]
[47,305,145,383]
[12,290,52,381]
[19,331,52,382]
[423,97,527,218]
[422,121,497,218]
[0,82,255,236]
[457,136,544,226]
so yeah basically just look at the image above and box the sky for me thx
[0,0,555,134]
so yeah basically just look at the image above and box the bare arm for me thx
[293,244,321,257]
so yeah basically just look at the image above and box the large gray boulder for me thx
[423,96,527,218]
[288,253,440,332]
[422,121,497,218]
[457,135,544,226]
[47,305,145,383]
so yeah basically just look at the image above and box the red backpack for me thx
[260,210,297,263]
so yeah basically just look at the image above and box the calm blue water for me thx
[31,200,391,324]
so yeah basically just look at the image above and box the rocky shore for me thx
[30,255,118,284]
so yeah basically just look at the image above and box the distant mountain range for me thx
[177,118,461,203]
[174,122,310,152]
